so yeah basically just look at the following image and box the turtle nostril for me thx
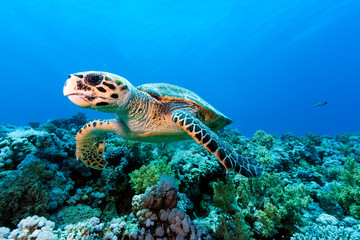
[85,73,103,86]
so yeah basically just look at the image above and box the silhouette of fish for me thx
[313,101,328,107]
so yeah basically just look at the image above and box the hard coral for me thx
[253,130,275,150]
[171,144,223,200]
[131,176,210,239]
[60,217,104,239]
[7,215,57,240]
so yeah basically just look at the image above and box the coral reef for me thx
[1,114,360,239]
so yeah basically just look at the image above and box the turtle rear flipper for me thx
[172,111,264,178]
[75,119,128,169]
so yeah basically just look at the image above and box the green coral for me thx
[328,157,360,218]
[129,157,174,193]
[255,202,285,237]
[255,146,274,167]
[213,175,241,214]
[215,212,252,240]
[213,176,252,239]
[270,184,311,226]
[253,130,275,150]
[236,172,278,209]
[340,157,360,185]
[349,204,360,219]
[213,173,311,238]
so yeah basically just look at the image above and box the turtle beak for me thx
[63,75,76,96]
[64,74,93,108]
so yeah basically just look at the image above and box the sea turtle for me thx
[63,71,263,178]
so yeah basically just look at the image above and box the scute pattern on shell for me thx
[137,83,232,131]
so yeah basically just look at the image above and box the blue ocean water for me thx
[1,0,359,137]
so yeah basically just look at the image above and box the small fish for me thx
[313,101,328,107]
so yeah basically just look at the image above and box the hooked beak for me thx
[64,75,93,108]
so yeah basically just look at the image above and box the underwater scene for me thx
[1,0,360,239]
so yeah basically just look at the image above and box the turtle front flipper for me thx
[75,119,128,169]
[76,137,106,169]
[172,111,264,178]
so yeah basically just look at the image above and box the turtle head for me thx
[64,71,133,112]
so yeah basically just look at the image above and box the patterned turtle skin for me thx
[63,71,263,178]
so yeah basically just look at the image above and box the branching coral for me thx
[131,175,210,239]
[212,176,252,239]
[170,143,223,204]
[213,173,311,239]
[129,157,174,193]
[255,202,285,237]
[253,130,275,150]
[7,215,57,240]
[213,175,241,214]
[215,212,252,240]
[255,146,274,167]
[326,157,360,219]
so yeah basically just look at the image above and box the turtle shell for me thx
[137,83,233,131]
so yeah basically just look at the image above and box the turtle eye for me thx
[85,73,103,86]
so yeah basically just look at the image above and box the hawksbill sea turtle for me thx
[63,71,263,178]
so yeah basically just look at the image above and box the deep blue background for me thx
[1,0,359,137]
